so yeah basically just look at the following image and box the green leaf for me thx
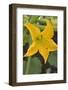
[30,16,39,23]
[38,18,47,25]
[23,15,30,24]
[23,29,31,46]
[23,57,42,74]
[50,17,57,32]
[48,51,57,67]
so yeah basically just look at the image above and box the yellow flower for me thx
[24,20,57,63]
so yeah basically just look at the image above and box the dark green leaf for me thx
[48,51,57,67]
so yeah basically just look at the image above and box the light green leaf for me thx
[23,57,42,74]
[30,16,39,23]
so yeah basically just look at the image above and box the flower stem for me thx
[25,57,31,74]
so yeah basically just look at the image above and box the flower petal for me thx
[24,23,40,41]
[47,39,57,51]
[24,42,38,57]
[42,21,54,39]
[39,45,49,63]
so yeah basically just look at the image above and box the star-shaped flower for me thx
[24,20,57,63]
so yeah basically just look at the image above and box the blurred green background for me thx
[23,15,57,74]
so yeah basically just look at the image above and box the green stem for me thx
[25,57,31,74]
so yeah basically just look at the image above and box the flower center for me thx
[36,34,43,43]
